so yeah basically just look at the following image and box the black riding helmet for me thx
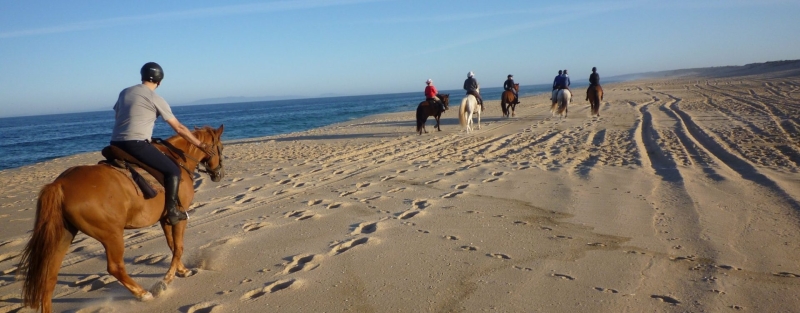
[140,62,164,83]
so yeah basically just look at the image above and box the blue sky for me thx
[1,0,798,117]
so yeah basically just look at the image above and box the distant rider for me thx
[563,69,571,87]
[463,71,484,110]
[110,62,214,225]
[504,74,520,104]
[586,67,600,101]
[553,69,570,102]
[551,70,563,101]
[425,79,445,112]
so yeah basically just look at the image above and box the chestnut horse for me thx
[415,94,450,135]
[17,125,225,313]
[500,83,519,118]
[586,85,604,116]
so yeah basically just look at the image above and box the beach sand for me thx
[1,65,799,312]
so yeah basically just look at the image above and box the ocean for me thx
[0,84,559,171]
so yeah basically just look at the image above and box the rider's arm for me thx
[166,118,204,148]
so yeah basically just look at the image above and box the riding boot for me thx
[439,102,446,112]
[164,175,186,225]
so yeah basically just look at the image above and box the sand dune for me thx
[1,66,799,312]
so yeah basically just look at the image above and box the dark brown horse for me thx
[17,125,225,313]
[416,94,450,135]
[500,83,520,117]
[586,85,604,116]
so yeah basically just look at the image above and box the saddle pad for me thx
[100,160,164,199]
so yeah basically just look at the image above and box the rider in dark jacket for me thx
[503,74,519,104]
[587,67,600,101]
[463,71,483,109]
[551,70,562,100]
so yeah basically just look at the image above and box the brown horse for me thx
[415,94,450,135]
[500,83,520,118]
[586,85,604,116]
[17,125,225,313]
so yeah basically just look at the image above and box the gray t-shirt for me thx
[111,84,176,141]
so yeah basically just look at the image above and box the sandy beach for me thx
[1,63,800,312]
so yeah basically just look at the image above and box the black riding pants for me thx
[110,140,181,183]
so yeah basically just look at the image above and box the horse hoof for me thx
[150,281,168,297]
[177,268,199,278]
[139,292,154,302]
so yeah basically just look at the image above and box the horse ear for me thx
[218,124,225,134]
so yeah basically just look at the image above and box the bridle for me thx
[198,134,223,178]
[154,130,223,178]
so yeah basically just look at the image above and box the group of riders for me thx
[113,63,601,226]
[425,67,601,113]
[550,67,602,102]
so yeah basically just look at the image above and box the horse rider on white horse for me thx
[552,70,571,102]
[463,71,484,110]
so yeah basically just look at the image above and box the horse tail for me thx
[18,182,66,310]
[459,97,468,128]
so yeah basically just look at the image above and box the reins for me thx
[153,129,223,178]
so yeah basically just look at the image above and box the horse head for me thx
[439,94,450,110]
[195,125,226,182]
[514,84,519,92]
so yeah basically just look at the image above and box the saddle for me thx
[99,146,164,199]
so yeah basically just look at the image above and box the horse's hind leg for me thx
[101,234,151,300]
[40,227,76,313]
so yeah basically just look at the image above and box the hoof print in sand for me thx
[326,202,342,209]
[424,179,440,185]
[651,295,680,305]
[487,253,511,260]
[186,302,224,313]
[284,210,315,221]
[134,254,168,265]
[241,279,297,300]
[307,199,323,206]
[594,287,619,294]
[356,182,371,188]
[72,274,101,287]
[460,245,478,251]
[482,178,499,183]
[82,275,118,292]
[282,254,320,274]
[551,273,575,280]
[330,237,369,255]
[398,210,420,220]
[442,191,463,199]
[351,221,378,234]
[773,272,800,278]
[444,235,459,240]
[242,222,269,232]
[454,184,469,190]
[514,266,533,271]
[387,187,405,193]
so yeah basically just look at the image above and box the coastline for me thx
[2,70,800,312]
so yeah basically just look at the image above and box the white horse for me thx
[459,88,481,133]
[550,89,571,118]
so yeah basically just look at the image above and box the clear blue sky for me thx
[1,0,798,117]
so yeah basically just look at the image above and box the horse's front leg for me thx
[435,115,441,131]
[160,220,191,284]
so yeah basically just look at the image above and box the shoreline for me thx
[2,70,800,312]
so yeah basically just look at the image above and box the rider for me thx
[425,79,445,112]
[463,71,483,110]
[551,70,563,101]
[504,74,520,104]
[110,62,214,225]
[563,69,571,87]
[553,69,570,101]
[586,67,600,101]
